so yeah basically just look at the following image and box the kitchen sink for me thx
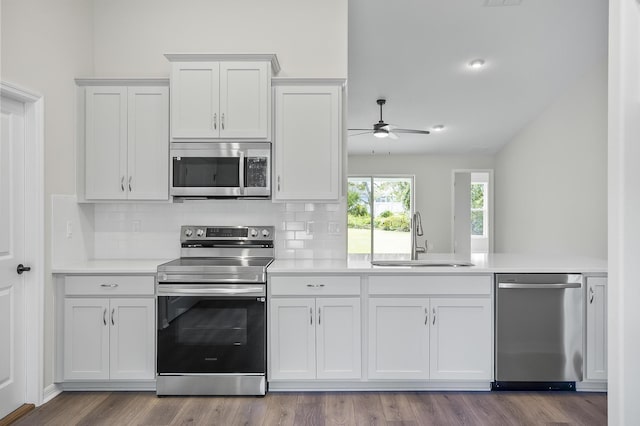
[371,260,475,267]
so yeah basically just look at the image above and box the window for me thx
[471,182,488,238]
[348,176,413,260]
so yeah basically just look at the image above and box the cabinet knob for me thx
[213,113,217,130]
[221,113,225,130]
[128,176,132,192]
[121,176,125,192]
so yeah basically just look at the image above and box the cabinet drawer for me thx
[270,276,360,296]
[369,275,491,296]
[65,275,155,296]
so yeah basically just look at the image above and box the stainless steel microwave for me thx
[170,142,271,199]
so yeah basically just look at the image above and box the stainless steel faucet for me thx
[411,212,426,260]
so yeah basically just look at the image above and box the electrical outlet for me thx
[66,221,73,239]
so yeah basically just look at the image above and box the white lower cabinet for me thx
[368,297,491,381]
[61,275,155,382]
[367,274,493,382]
[368,298,430,380]
[270,297,361,380]
[429,298,492,380]
[586,276,607,381]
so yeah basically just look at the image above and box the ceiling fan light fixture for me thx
[374,129,389,138]
[468,58,486,69]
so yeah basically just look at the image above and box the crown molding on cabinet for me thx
[271,77,346,87]
[163,53,281,74]
[75,78,169,86]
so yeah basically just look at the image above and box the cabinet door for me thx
[368,298,429,380]
[109,298,155,380]
[63,298,110,380]
[85,87,127,200]
[219,62,269,139]
[170,62,220,139]
[429,298,492,380]
[586,277,607,381]
[127,86,169,200]
[316,298,361,380]
[270,298,316,380]
[274,85,341,201]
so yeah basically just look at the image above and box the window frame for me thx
[470,181,488,239]
[347,174,415,260]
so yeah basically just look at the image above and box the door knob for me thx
[17,264,31,274]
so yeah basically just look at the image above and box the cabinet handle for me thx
[433,307,436,325]
[424,308,428,325]
[213,113,217,130]
[128,176,132,192]
[306,284,325,288]
[277,176,281,191]
[111,308,115,326]
[103,308,107,326]
[100,283,118,288]
[121,176,125,192]
[310,307,313,325]
[318,307,321,325]
[221,113,225,130]
[589,286,594,304]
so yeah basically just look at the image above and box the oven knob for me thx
[250,228,259,238]
[196,228,205,238]
[184,228,193,237]
[261,228,271,238]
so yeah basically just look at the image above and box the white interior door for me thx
[453,172,471,256]
[0,96,27,418]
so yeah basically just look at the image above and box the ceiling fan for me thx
[349,99,430,139]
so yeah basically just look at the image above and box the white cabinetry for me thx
[269,276,361,380]
[368,298,430,380]
[273,80,344,201]
[166,54,279,141]
[429,298,492,380]
[368,275,493,381]
[60,275,155,383]
[586,276,607,381]
[79,80,169,201]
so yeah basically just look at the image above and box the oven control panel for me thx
[181,225,274,242]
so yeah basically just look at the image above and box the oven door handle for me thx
[157,284,266,297]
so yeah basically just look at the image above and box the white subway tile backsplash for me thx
[90,198,346,260]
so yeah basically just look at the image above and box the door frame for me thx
[1,81,45,406]
[450,169,494,254]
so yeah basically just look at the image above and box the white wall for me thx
[1,0,94,393]
[348,154,494,253]
[608,0,640,424]
[494,59,608,259]
[91,0,347,78]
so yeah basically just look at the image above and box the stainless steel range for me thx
[156,225,274,396]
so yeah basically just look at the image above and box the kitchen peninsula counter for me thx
[268,253,607,274]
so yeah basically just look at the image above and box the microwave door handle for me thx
[239,151,245,195]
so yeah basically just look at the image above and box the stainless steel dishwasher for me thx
[494,273,583,390]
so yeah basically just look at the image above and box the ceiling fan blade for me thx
[348,131,374,137]
[380,124,392,130]
[389,132,399,140]
[392,128,431,135]
[348,128,374,131]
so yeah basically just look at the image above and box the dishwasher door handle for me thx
[498,282,582,289]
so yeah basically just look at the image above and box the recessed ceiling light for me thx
[468,59,486,69]
[432,125,446,132]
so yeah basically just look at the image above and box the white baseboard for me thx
[42,384,63,405]
[268,380,492,392]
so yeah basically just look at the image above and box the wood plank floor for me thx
[13,391,607,426]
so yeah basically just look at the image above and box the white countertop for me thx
[52,253,607,275]
[268,253,608,274]
[52,259,171,274]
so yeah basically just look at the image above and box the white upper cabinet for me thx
[166,54,279,141]
[80,80,169,201]
[273,80,344,201]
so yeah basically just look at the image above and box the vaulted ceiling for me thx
[347,0,608,155]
